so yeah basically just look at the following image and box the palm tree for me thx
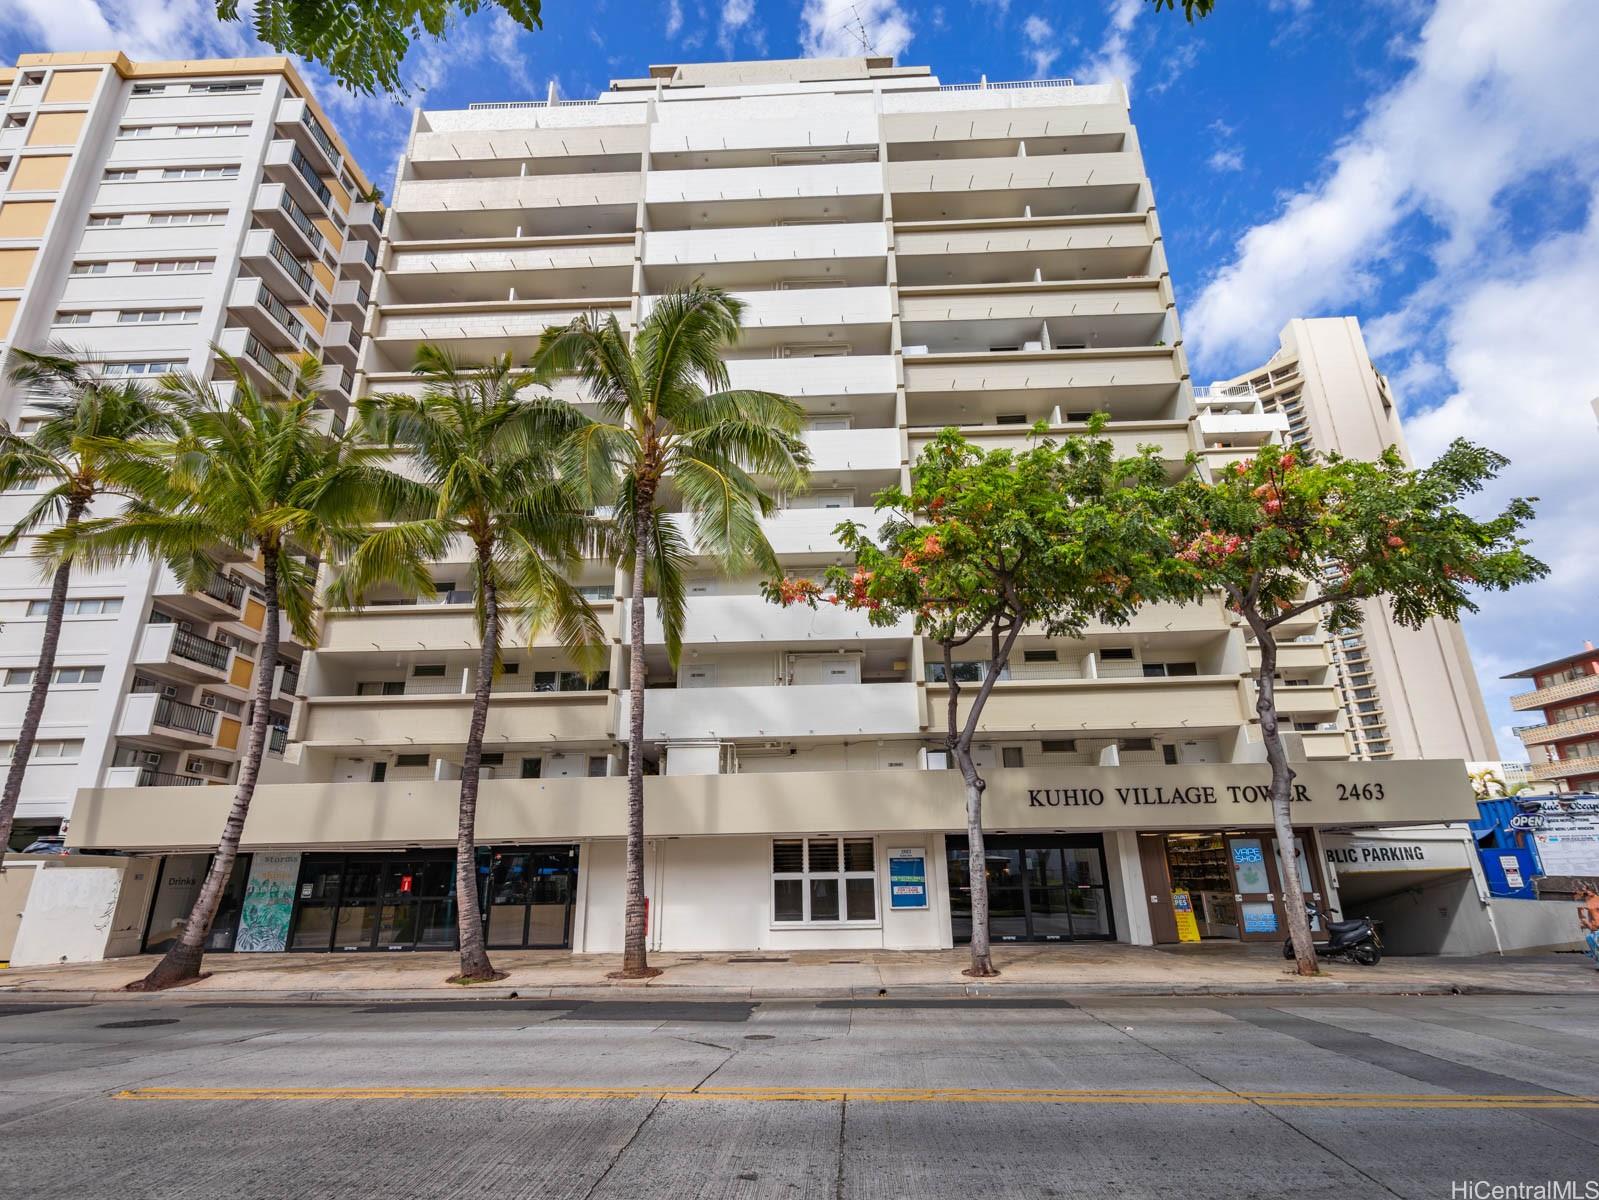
[535,284,810,978]
[332,347,606,983]
[40,354,396,990]
[0,349,183,864]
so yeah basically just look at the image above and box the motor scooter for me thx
[1282,905,1382,965]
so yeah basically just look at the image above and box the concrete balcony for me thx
[393,173,642,215]
[1299,730,1353,760]
[1527,754,1599,783]
[1197,409,1290,446]
[294,690,613,751]
[1269,686,1343,717]
[116,692,219,749]
[650,112,876,158]
[320,320,357,364]
[643,286,891,334]
[903,347,1184,423]
[625,594,912,649]
[409,123,646,168]
[152,566,248,623]
[317,600,618,655]
[338,236,378,280]
[133,622,233,682]
[275,95,343,176]
[1516,712,1599,747]
[907,420,1191,467]
[620,681,921,741]
[263,138,338,219]
[898,280,1167,327]
[252,182,326,258]
[642,222,886,270]
[239,229,316,304]
[1248,642,1333,673]
[725,355,896,399]
[894,215,1155,286]
[944,675,1245,736]
[803,427,901,474]
[1510,672,1599,711]
[331,278,369,321]
[383,236,634,305]
[888,151,1145,221]
[662,506,887,558]
[226,277,307,351]
[370,300,631,363]
[216,328,294,391]
[645,161,883,206]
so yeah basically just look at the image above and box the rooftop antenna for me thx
[845,4,879,55]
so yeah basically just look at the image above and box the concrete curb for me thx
[3,979,1593,1004]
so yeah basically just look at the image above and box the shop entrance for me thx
[286,846,579,952]
[142,853,253,954]
[947,834,1116,943]
[1139,831,1326,943]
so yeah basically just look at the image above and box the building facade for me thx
[1209,317,1498,763]
[61,57,1474,958]
[0,52,380,843]
[1507,643,1599,792]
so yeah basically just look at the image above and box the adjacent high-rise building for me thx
[58,58,1468,959]
[1507,642,1599,792]
[0,52,380,845]
[1209,317,1498,762]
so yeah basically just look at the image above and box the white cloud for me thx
[666,0,685,39]
[1183,0,1599,758]
[1186,0,1599,369]
[1207,148,1244,173]
[1072,0,1141,90]
[719,0,754,53]
[1021,14,1060,80]
[799,0,914,59]
[0,0,251,60]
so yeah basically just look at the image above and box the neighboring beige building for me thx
[1210,317,1498,763]
[57,58,1476,960]
[0,52,380,844]
[1506,642,1599,792]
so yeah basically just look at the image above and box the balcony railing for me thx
[154,696,218,736]
[938,78,1075,91]
[171,628,231,671]
[1510,671,1599,712]
[266,235,315,297]
[289,143,333,207]
[280,667,300,695]
[242,333,294,388]
[278,189,323,250]
[255,284,306,344]
[136,767,204,787]
[202,572,245,608]
[268,726,288,753]
[301,109,340,168]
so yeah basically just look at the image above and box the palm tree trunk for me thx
[619,505,657,978]
[1251,617,1318,977]
[130,547,283,991]
[450,545,503,983]
[0,497,86,867]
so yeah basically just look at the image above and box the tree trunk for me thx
[618,504,657,978]
[1252,620,1319,977]
[129,547,284,991]
[449,544,503,983]
[943,642,995,977]
[0,497,85,868]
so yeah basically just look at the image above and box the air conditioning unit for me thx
[162,684,178,697]
[186,760,205,774]
[142,751,162,766]
[199,693,218,708]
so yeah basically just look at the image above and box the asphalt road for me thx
[3,993,1598,1199]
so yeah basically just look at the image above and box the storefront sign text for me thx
[1028,782,1321,808]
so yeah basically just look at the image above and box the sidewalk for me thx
[4,942,1597,1002]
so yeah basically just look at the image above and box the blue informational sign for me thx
[888,849,928,910]
[1242,908,1280,934]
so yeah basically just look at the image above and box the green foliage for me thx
[0,347,185,558]
[1148,0,1216,19]
[1166,440,1547,635]
[220,0,543,96]
[534,284,811,667]
[334,347,606,669]
[35,355,397,645]
[764,421,1192,656]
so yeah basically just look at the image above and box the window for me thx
[0,738,84,763]
[1001,747,1024,768]
[394,752,430,768]
[772,838,876,924]
[5,666,103,687]
[103,168,140,181]
[587,756,608,778]
[411,664,446,678]
[117,125,158,139]
[132,258,212,273]
[995,413,1029,425]
[160,165,239,180]
[1121,737,1154,752]
[1022,649,1058,664]
[29,597,122,616]
[118,309,199,324]
[53,311,93,325]
[369,762,387,782]
[188,80,261,94]
[1099,648,1135,661]
[927,661,984,684]
[1142,661,1198,678]
[87,214,124,227]
[1162,744,1179,765]
[131,83,167,95]
[69,261,109,275]
[520,757,542,779]
[1041,740,1074,754]
[103,361,183,376]
[479,752,504,767]
[147,211,225,226]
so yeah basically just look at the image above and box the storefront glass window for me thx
[772,837,877,924]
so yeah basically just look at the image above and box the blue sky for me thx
[4,0,1598,757]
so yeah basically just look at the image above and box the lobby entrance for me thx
[285,846,579,952]
[947,834,1116,943]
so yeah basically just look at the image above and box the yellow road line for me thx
[111,1086,1599,1109]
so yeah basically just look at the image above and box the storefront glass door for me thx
[482,847,578,948]
[948,835,1115,943]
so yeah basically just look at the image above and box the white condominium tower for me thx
[62,58,1470,958]
[0,52,380,844]
[1207,317,1497,762]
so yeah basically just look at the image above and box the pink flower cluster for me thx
[1176,529,1247,567]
